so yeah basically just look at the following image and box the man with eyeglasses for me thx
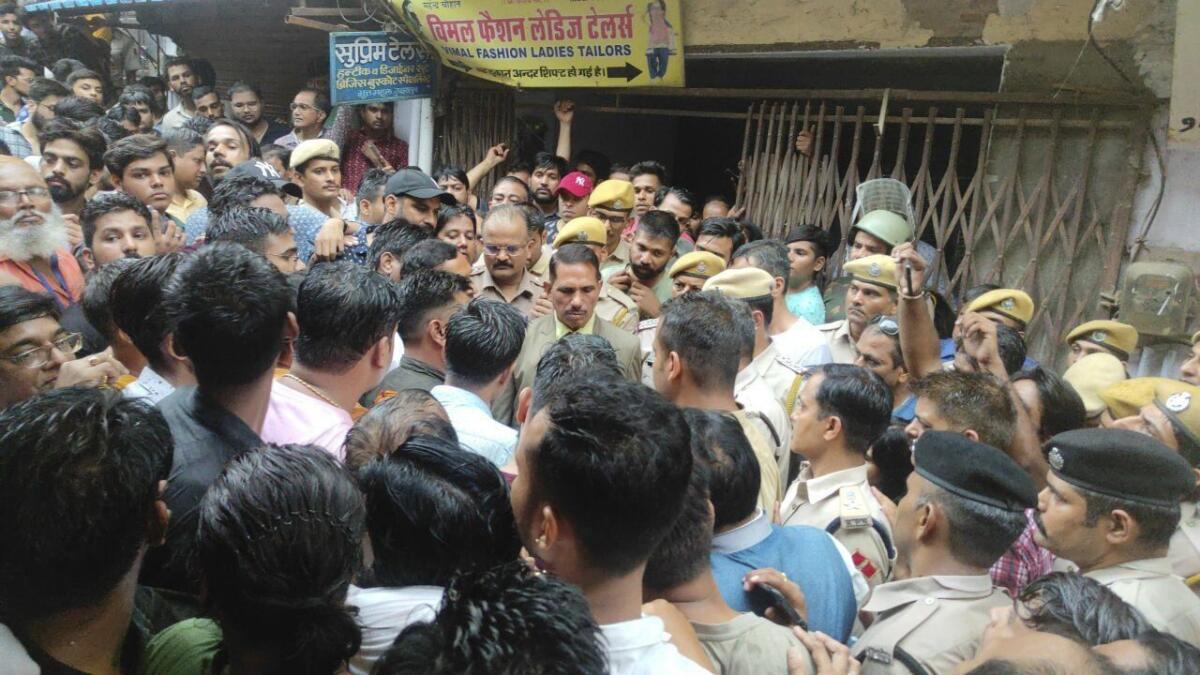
[276,88,341,151]
[470,205,544,319]
[0,285,127,409]
[0,157,86,308]
[589,179,635,280]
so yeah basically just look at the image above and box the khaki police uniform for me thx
[965,288,1034,327]
[780,463,894,587]
[1169,500,1200,597]
[733,409,783,512]
[470,264,544,319]
[637,252,728,384]
[528,243,553,278]
[588,180,635,281]
[595,283,638,333]
[637,317,659,387]
[818,320,858,365]
[749,340,805,415]
[1085,558,1200,644]
[851,574,1009,675]
[1066,319,1139,360]
[735,366,793,493]
[600,238,630,281]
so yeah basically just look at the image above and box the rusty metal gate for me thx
[434,86,516,201]
[735,92,1150,365]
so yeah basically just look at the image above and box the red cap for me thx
[556,171,594,198]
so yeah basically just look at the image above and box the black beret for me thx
[1045,428,1194,508]
[913,431,1037,511]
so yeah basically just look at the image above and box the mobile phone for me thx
[748,583,806,628]
[904,261,915,296]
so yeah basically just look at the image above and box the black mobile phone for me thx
[748,583,806,628]
[905,261,915,296]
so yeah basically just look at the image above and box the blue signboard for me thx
[329,31,435,105]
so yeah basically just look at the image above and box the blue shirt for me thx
[939,337,1038,371]
[431,384,517,467]
[711,509,857,642]
[786,286,826,326]
[184,204,369,265]
[893,394,917,424]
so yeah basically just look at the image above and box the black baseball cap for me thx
[224,159,302,198]
[385,167,454,204]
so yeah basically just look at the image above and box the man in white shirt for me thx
[732,240,830,369]
[510,376,710,674]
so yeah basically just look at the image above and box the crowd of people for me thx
[0,5,1199,675]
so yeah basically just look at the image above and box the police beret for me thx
[1066,320,1139,358]
[1098,377,1174,420]
[1063,353,1127,417]
[587,179,635,211]
[553,217,607,248]
[842,254,898,291]
[913,431,1037,511]
[703,267,773,300]
[289,138,340,169]
[966,289,1034,325]
[1045,428,1194,508]
[1152,380,1200,466]
[670,251,725,280]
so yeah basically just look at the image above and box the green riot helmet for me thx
[848,209,913,249]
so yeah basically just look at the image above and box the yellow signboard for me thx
[393,0,684,88]
[1170,0,1200,149]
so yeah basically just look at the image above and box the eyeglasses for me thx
[0,187,51,206]
[870,315,900,336]
[592,212,628,226]
[269,251,301,265]
[483,243,525,257]
[1,332,82,368]
[290,102,316,112]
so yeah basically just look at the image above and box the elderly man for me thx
[0,157,85,308]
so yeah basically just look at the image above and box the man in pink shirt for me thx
[263,260,400,458]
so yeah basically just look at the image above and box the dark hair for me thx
[698,216,745,251]
[368,218,432,271]
[629,159,668,184]
[81,257,136,341]
[65,68,102,87]
[1017,572,1149,645]
[635,209,680,244]
[51,58,87,82]
[0,55,38,81]
[919,482,1028,568]
[910,370,1016,450]
[39,118,106,171]
[95,116,130,144]
[533,150,568,176]
[504,157,533,175]
[110,253,185,372]
[227,81,262,100]
[520,203,546,236]
[1011,367,1086,441]
[165,242,291,388]
[102,133,170,178]
[401,239,460,275]
[608,161,631,176]
[343,391,457,473]
[195,444,365,675]
[643,434,712,591]
[787,224,832,259]
[138,75,167,92]
[652,185,697,215]
[444,297,526,386]
[52,95,104,123]
[435,203,476,236]
[527,378,692,574]
[573,149,611,181]
[208,173,283,215]
[958,325,1028,376]
[548,242,600,280]
[162,126,204,156]
[868,427,913,502]
[28,77,69,103]
[294,261,400,373]
[359,435,519,588]
[80,190,151,250]
[734,239,790,286]
[207,206,290,255]
[685,408,760,530]
[959,283,1002,314]
[117,86,159,116]
[530,333,623,414]
[740,221,763,243]
[376,561,605,675]
[1079,486,1180,551]
[431,165,469,187]
[394,269,470,343]
[0,3,16,17]
[1123,630,1200,675]
[260,143,290,168]
[0,388,172,620]
[811,364,893,454]
[862,315,904,370]
[164,56,193,77]
[492,175,530,203]
[205,118,261,160]
[181,114,213,136]
[0,285,59,332]
[296,86,331,115]
[658,291,744,390]
[356,167,389,203]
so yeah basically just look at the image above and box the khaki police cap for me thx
[966,289,1034,326]
[289,138,340,169]
[553,217,607,249]
[588,180,635,211]
[842,254,899,291]
[1066,320,1139,358]
[703,267,773,300]
[1098,377,1175,420]
[1063,352,1127,417]
[670,251,726,280]
[1152,379,1200,465]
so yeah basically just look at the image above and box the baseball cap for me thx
[556,171,594,198]
[385,167,455,204]
[224,159,302,198]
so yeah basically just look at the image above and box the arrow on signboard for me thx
[605,62,642,82]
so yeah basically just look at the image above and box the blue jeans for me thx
[646,48,669,79]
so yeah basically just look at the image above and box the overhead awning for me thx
[23,0,178,14]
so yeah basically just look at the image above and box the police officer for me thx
[818,254,900,365]
[1065,319,1139,367]
[636,250,725,384]
[852,431,1036,674]
[1179,330,1200,387]
[1034,427,1200,643]
[1062,352,1127,422]
[551,216,638,333]
[588,179,636,281]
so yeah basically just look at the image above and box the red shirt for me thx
[0,249,85,308]
[341,130,408,194]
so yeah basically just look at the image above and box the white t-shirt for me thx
[347,585,443,675]
[601,615,713,675]
[772,318,831,367]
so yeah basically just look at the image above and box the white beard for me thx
[0,204,69,262]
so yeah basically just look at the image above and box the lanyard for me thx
[27,253,69,310]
